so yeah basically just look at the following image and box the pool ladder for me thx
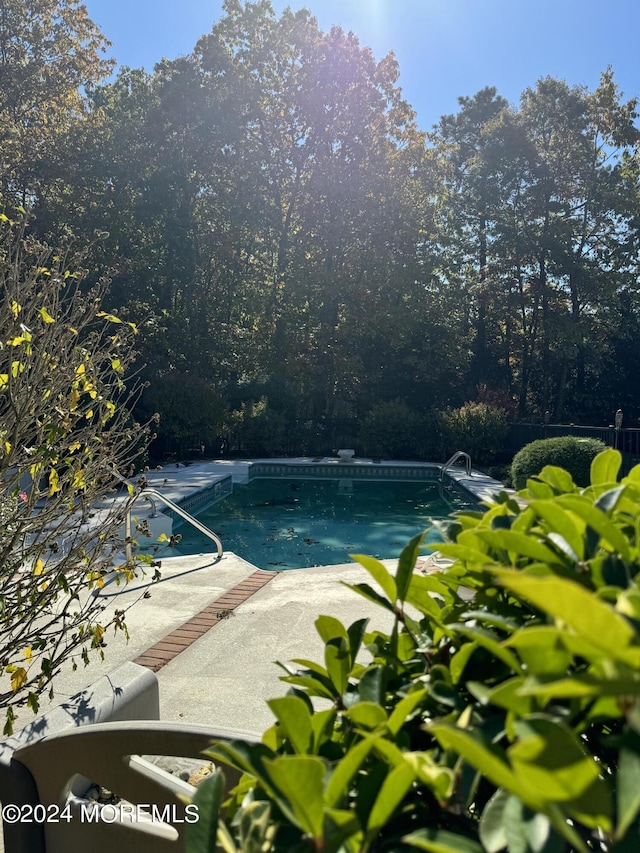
[125,488,223,562]
[438,451,472,508]
[440,451,472,480]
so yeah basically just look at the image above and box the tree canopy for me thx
[2,0,640,457]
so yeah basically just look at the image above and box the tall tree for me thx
[188,0,434,419]
[430,72,640,420]
[508,73,639,418]
[431,87,509,389]
[0,0,113,208]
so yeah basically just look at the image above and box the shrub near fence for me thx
[508,424,640,473]
[511,436,606,489]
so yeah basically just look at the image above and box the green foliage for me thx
[511,436,607,489]
[0,0,114,206]
[358,400,428,459]
[189,449,640,852]
[440,402,509,464]
[231,398,287,457]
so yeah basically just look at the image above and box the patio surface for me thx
[37,553,399,735]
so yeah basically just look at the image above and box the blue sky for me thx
[82,0,640,131]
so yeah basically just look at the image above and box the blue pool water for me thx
[171,477,474,570]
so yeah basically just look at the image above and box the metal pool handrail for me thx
[127,489,223,562]
[440,450,472,480]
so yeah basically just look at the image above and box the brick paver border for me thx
[133,570,278,672]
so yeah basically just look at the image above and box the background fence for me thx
[147,418,640,471]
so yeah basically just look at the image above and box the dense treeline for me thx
[2,0,640,458]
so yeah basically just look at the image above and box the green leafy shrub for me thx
[188,449,640,853]
[358,400,429,459]
[511,435,606,489]
[440,401,509,464]
[231,397,287,457]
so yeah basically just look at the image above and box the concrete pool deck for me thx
[32,553,400,735]
[18,457,503,735]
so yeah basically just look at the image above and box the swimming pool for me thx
[170,474,475,570]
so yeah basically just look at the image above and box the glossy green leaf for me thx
[429,680,462,709]
[450,642,478,684]
[466,681,492,704]
[325,736,377,807]
[343,581,396,613]
[537,465,576,493]
[349,554,397,602]
[560,631,621,665]
[316,614,348,644]
[617,588,640,621]
[279,659,335,695]
[429,724,518,795]
[591,449,622,486]
[325,637,350,695]
[508,717,612,829]
[346,617,369,663]
[346,701,388,730]
[488,677,536,716]
[324,807,363,850]
[595,485,626,513]
[556,495,631,559]
[528,499,584,561]
[451,624,524,674]
[494,571,640,666]
[501,794,557,853]
[205,740,276,797]
[237,801,271,853]
[616,748,640,838]
[405,574,444,619]
[409,570,451,599]
[397,531,426,603]
[366,760,416,836]
[505,626,573,676]
[474,529,565,565]
[279,674,336,700]
[403,827,484,852]
[267,696,313,753]
[478,788,509,853]
[263,755,325,839]
[403,752,455,800]
[387,688,428,735]
[310,708,337,753]
[397,630,420,661]
[358,665,387,703]
[525,479,556,500]
[372,736,410,767]
[286,657,330,680]
[434,544,492,567]
[518,674,640,700]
